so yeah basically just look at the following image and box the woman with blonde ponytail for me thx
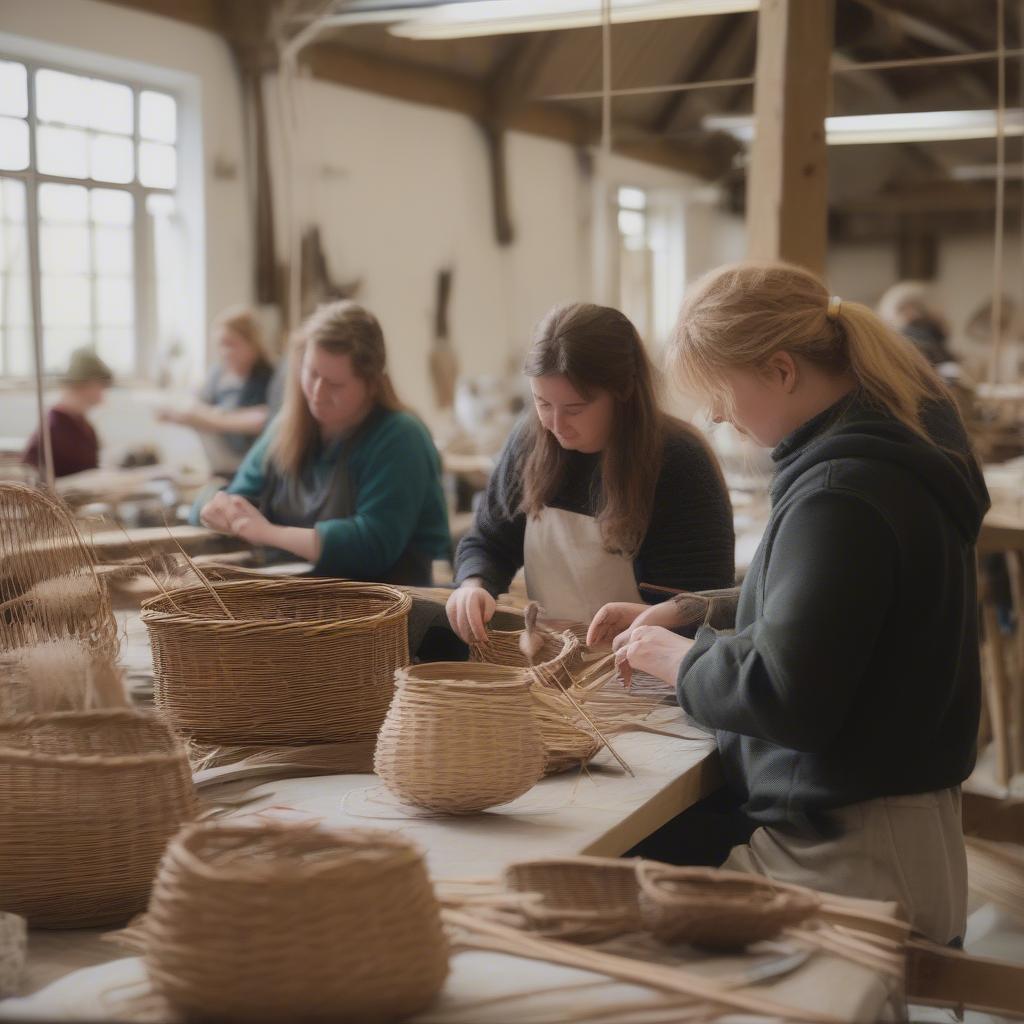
[600,262,990,945]
[195,300,450,583]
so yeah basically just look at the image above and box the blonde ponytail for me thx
[670,261,953,443]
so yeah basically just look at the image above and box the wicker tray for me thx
[142,579,411,745]
[374,662,545,813]
[144,822,449,1023]
[0,709,197,928]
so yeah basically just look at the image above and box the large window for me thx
[0,57,178,380]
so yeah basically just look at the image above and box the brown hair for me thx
[269,301,402,476]
[520,302,667,557]
[670,261,953,442]
[214,307,272,374]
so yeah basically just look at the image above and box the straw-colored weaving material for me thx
[0,483,117,658]
[0,708,197,928]
[374,662,546,813]
[142,579,411,745]
[143,822,449,1023]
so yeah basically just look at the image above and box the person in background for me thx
[877,280,955,366]
[22,348,113,478]
[601,262,988,945]
[159,308,273,476]
[447,302,735,643]
[194,300,450,584]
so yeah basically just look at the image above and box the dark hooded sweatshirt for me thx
[676,392,990,833]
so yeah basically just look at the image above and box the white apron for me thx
[523,507,643,623]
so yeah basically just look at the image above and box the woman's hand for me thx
[446,581,496,644]
[586,602,650,648]
[198,491,235,533]
[615,625,694,689]
[200,493,273,546]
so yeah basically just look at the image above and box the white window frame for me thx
[0,53,178,385]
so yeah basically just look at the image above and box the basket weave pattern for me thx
[142,579,411,745]
[144,823,449,1023]
[374,662,546,813]
[637,863,821,949]
[0,709,197,928]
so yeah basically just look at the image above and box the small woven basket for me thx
[0,483,117,658]
[374,662,546,813]
[0,709,197,928]
[144,822,449,1023]
[637,863,821,949]
[505,856,643,943]
[142,579,411,745]
[471,629,601,774]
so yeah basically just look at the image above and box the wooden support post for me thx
[746,0,833,276]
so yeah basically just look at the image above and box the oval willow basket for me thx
[374,662,546,813]
[142,579,411,745]
[505,856,644,943]
[144,822,449,1024]
[471,628,602,774]
[0,709,197,928]
[637,863,821,949]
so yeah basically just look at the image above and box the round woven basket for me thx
[505,856,643,943]
[141,579,411,745]
[144,822,449,1023]
[471,629,601,774]
[0,709,197,928]
[636,863,821,949]
[374,662,545,813]
[0,484,117,658]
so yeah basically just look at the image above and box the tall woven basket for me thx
[0,709,197,928]
[141,579,411,745]
[471,628,602,774]
[0,483,117,658]
[144,822,449,1023]
[374,662,546,813]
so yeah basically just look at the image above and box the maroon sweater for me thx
[23,408,100,478]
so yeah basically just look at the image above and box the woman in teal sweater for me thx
[195,301,450,583]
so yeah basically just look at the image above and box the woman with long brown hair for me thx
[196,301,450,583]
[600,262,989,945]
[447,302,735,642]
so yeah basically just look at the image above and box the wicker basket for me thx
[0,484,117,658]
[374,662,545,813]
[505,856,643,943]
[637,863,821,949]
[142,579,411,745]
[0,709,197,928]
[471,629,601,774]
[144,822,449,1023]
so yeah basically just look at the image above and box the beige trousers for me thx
[723,787,967,945]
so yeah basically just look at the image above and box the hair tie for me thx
[827,295,843,320]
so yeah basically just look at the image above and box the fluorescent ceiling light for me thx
[951,163,1024,181]
[704,109,1024,145]
[390,0,759,40]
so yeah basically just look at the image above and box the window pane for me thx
[0,61,28,118]
[4,327,33,377]
[96,277,133,327]
[138,141,176,188]
[0,177,26,223]
[42,328,89,374]
[41,223,90,275]
[96,327,134,375]
[37,124,89,178]
[90,132,133,183]
[0,117,29,171]
[94,226,132,274]
[36,68,91,127]
[0,179,32,378]
[91,188,133,226]
[39,182,89,223]
[87,78,133,134]
[42,274,90,327]
[618,187,646,210]
[618,209,645,237]
[140,90,176,143]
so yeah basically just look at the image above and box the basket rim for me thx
[140,578,412,630]
[472,628,578,670]
[395,665,534,696]
[636,862,822,910]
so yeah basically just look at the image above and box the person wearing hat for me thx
[22,348,113,478]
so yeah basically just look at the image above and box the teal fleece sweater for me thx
[193,408,451,579]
